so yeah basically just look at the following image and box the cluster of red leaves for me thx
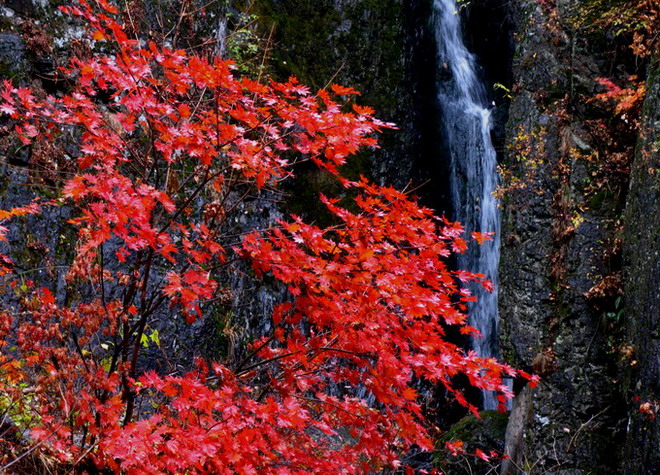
[241,180,514,418]
[591,76,646,116]
[632,396,658,421]
[0,1,536,473]
[638,401,657,420]
[444,439,508,464]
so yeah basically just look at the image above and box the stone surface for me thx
[252,0,440,198]
[622,56,660,475]
[0,32,26,72]
[498,0,637,472]
[435,410,509,474]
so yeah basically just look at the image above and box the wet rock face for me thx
[435,410,509,474]
[498,0,638,472]
[252,0,442,202]
[0,12,60,294]
[4,1,37,17]
[463,0,516,151]
[622,57,660,475]
[0,32,26,73]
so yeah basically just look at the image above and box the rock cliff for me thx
[499,1,658,473]
[621,55,659,474]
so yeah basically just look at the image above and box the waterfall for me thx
[433,0,502,410]
[215,10,228,57]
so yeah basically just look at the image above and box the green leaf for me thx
[149,329,160,347]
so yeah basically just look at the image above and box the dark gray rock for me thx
[4,1,37,17]
[499,0,632,472]
[0,32,26,74]
[622,56,660,475]
[252,0,439,197]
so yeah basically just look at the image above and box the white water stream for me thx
[433,0,502,410]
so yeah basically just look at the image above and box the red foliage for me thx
[591,76,646,115]
[0,1,535,473]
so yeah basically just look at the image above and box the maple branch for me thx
[294,396,370,423]
[70,331,91,374]
[123,248,157,424]
[0,423,65,472]
[158,165,212,234]
[234,335,275,373]
[319,347,372,358]
[236,351,301,377]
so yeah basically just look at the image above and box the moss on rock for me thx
[434,410,509,474]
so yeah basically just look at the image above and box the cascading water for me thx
[433,0,502,410]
